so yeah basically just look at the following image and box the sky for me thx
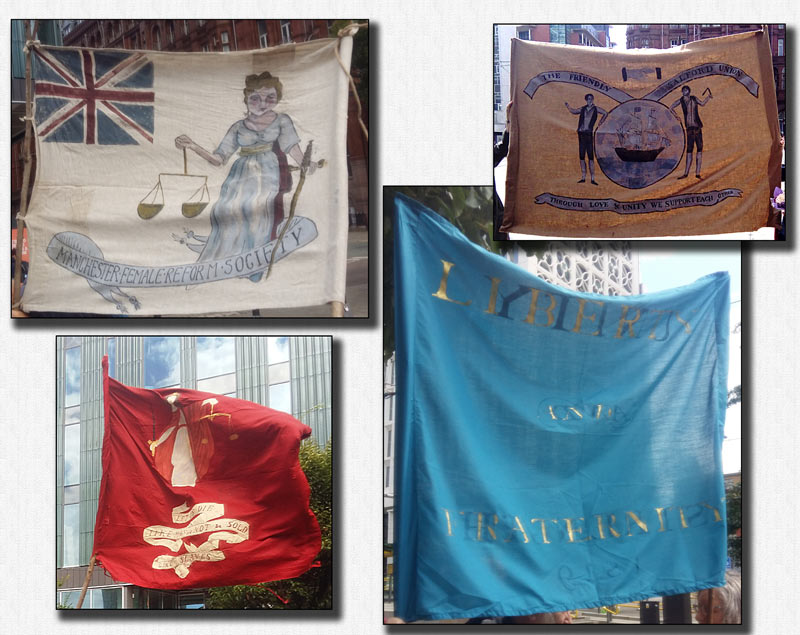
[608,24,628,49]
[639,248,742,475]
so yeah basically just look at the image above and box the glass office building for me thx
[56,336,331,609]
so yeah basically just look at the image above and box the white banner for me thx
[22,38,352,314]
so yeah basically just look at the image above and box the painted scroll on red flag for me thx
[94,357,320,589]
[501,29,782,237]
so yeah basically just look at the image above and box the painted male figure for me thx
[565,93,608,185]
[670,85,712,179]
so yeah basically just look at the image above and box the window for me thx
[202,43,209,52]
[64,417,80,486]
[281,20,291,43]
[183,20,189,36]
[60,587,122,609]
[269,382,291,413]
[167,21,175,44]
[152,27,161,50]
[781,67,785,90]
[107,337,116,378]
[197,337,235,379]
[641,24,650,29]
[141,589,177,609]
[517,29,530,40]
[59,590,81,609]
[221,31,229,44]
[671,39,680,47]
[778,38,784,56]
[268,337,290,364]
[64,485,79,504]
[144,337,180,388]
[63,504,79,566]
[65,346,81,407]
[90,587,122,609]
[197,373,236,395]
[179,593,205,609]
[384,427,392,459]
[258,21,268,48]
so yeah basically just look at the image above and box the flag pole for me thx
[330,301,344,317]
[75,554,96,609]
[13,19,39,311]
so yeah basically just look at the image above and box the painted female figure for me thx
[175,71,315,282]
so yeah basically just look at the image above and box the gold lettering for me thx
[432,260,472,306]
[563,517,591,543]
[443,508,454,536]
[615,305,641,338]
[655,507,669,532]
[679,507,689,529]
[548,405,558,420]
[599,514,622,538]
[625,511,649,536]
[525,289,556,327]
[647,309,671,339]
[568,407,583,419]
[530,518,553,544]
[509,516,530,543]
[484,277,502,314]
[674,311,692,334]
[700,502,722,522]
[487,514,498,540]
[572,298,604,333]
[477,512,484,541]
[595,404,603,419]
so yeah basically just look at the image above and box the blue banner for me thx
[393,194,729,621]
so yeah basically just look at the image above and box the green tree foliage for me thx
[204,441,332,609]
[384,186,547,360]
[726,480,742,568]
[384,186,508,361]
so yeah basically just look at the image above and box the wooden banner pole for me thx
[75,554,96,609]
[330,301,345,317]
[13,19,38,309]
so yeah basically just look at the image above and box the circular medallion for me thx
[595,100,685,189]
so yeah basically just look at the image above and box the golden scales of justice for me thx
[137,146,327,221]
[137,148,211,220]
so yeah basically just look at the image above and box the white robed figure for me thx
[149,394,216,487]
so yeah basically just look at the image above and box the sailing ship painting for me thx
[614,107,671,162]
[594,99,684,189]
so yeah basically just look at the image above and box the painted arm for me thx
[669,98,681,112]
[698,95,712,106]
[288,143,316,175]
[175,135,223,167]
[597,106,609,125]
[565,102,581,114]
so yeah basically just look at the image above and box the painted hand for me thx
[175,135,194,150]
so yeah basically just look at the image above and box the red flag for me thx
[94,356,321,589]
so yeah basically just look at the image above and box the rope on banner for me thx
[13,22,40,311]
[336,22,368,142]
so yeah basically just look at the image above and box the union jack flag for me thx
[33,47,155,145]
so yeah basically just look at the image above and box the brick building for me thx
[494,24,611,138]
[515,23,610,48]
[626,24,785,132]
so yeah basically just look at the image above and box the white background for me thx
[1,1,797,633]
